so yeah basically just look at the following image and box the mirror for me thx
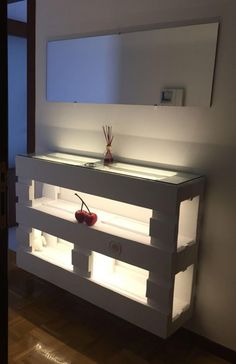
[47,22,219,107]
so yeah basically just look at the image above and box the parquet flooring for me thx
[8,252,232,364]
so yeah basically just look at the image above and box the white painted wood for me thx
[17,249,170,338]
[150,215,179,252]
[31,228,45,252]
[42,183,60,199]
[175,243,197,272]
[146,278,174,315]
[15,153,204,338]
[16,203,175,279]
[174,265,194,306]
[16,225,33,252]
[16,155,179,212]
[17,176,32,185]
[177,179,205,202]
[43,232,58,248]
[16,181,34,205]
[72,249,93,278]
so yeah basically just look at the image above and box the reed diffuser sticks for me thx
[103,125,113,146]
[103,125,114,164]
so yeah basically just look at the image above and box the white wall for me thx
[36,0,236,350]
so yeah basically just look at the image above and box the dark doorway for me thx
[0,2,9,362]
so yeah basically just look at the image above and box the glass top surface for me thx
[26,152,202,184]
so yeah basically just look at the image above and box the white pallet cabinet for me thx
[15,152,204,338]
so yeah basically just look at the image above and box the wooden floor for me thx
[8,252,231,364]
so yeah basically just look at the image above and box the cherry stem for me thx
[81,202,84,211]
[75,193,91,214]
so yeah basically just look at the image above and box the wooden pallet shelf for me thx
[16,152,204,338]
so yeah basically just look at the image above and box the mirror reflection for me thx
[47,22,219,107]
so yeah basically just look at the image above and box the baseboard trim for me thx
[179,328,236,363]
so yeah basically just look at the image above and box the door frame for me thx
[8,0,36,154]
[0,2,9,362]
[0,1,36,360]
[7,0,35,227]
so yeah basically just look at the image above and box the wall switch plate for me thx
[160,88,184,106]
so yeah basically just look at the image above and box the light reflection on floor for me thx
[35,343,70,364]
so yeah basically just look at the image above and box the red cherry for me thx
[75,210,87,223]
[84,212,97,226]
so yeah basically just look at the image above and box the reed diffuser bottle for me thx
[103,125,114,164]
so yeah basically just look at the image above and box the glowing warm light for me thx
[35,343,69,364]
[100,215,149,236]
[34,152,100,166]
[172,265,193,320]
[32,228,46,251]
[33,198,151,245]
[31,194,194,249]
[29,198,192,318]
[92,252,148,303]
[32,238,73,271]
[33,152,177,181]
[101,162,177,180]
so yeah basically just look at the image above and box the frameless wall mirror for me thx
[47,22,219,107]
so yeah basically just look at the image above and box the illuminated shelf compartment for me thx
[16,152,205,338]
[31,234,73,271]
[17,227,191,321]
[92,252,148,304]
[28,196,195,251]
[91,252,192,320]
[16,200,197,280]
[17,248,192,338]
[33,197,150,244]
